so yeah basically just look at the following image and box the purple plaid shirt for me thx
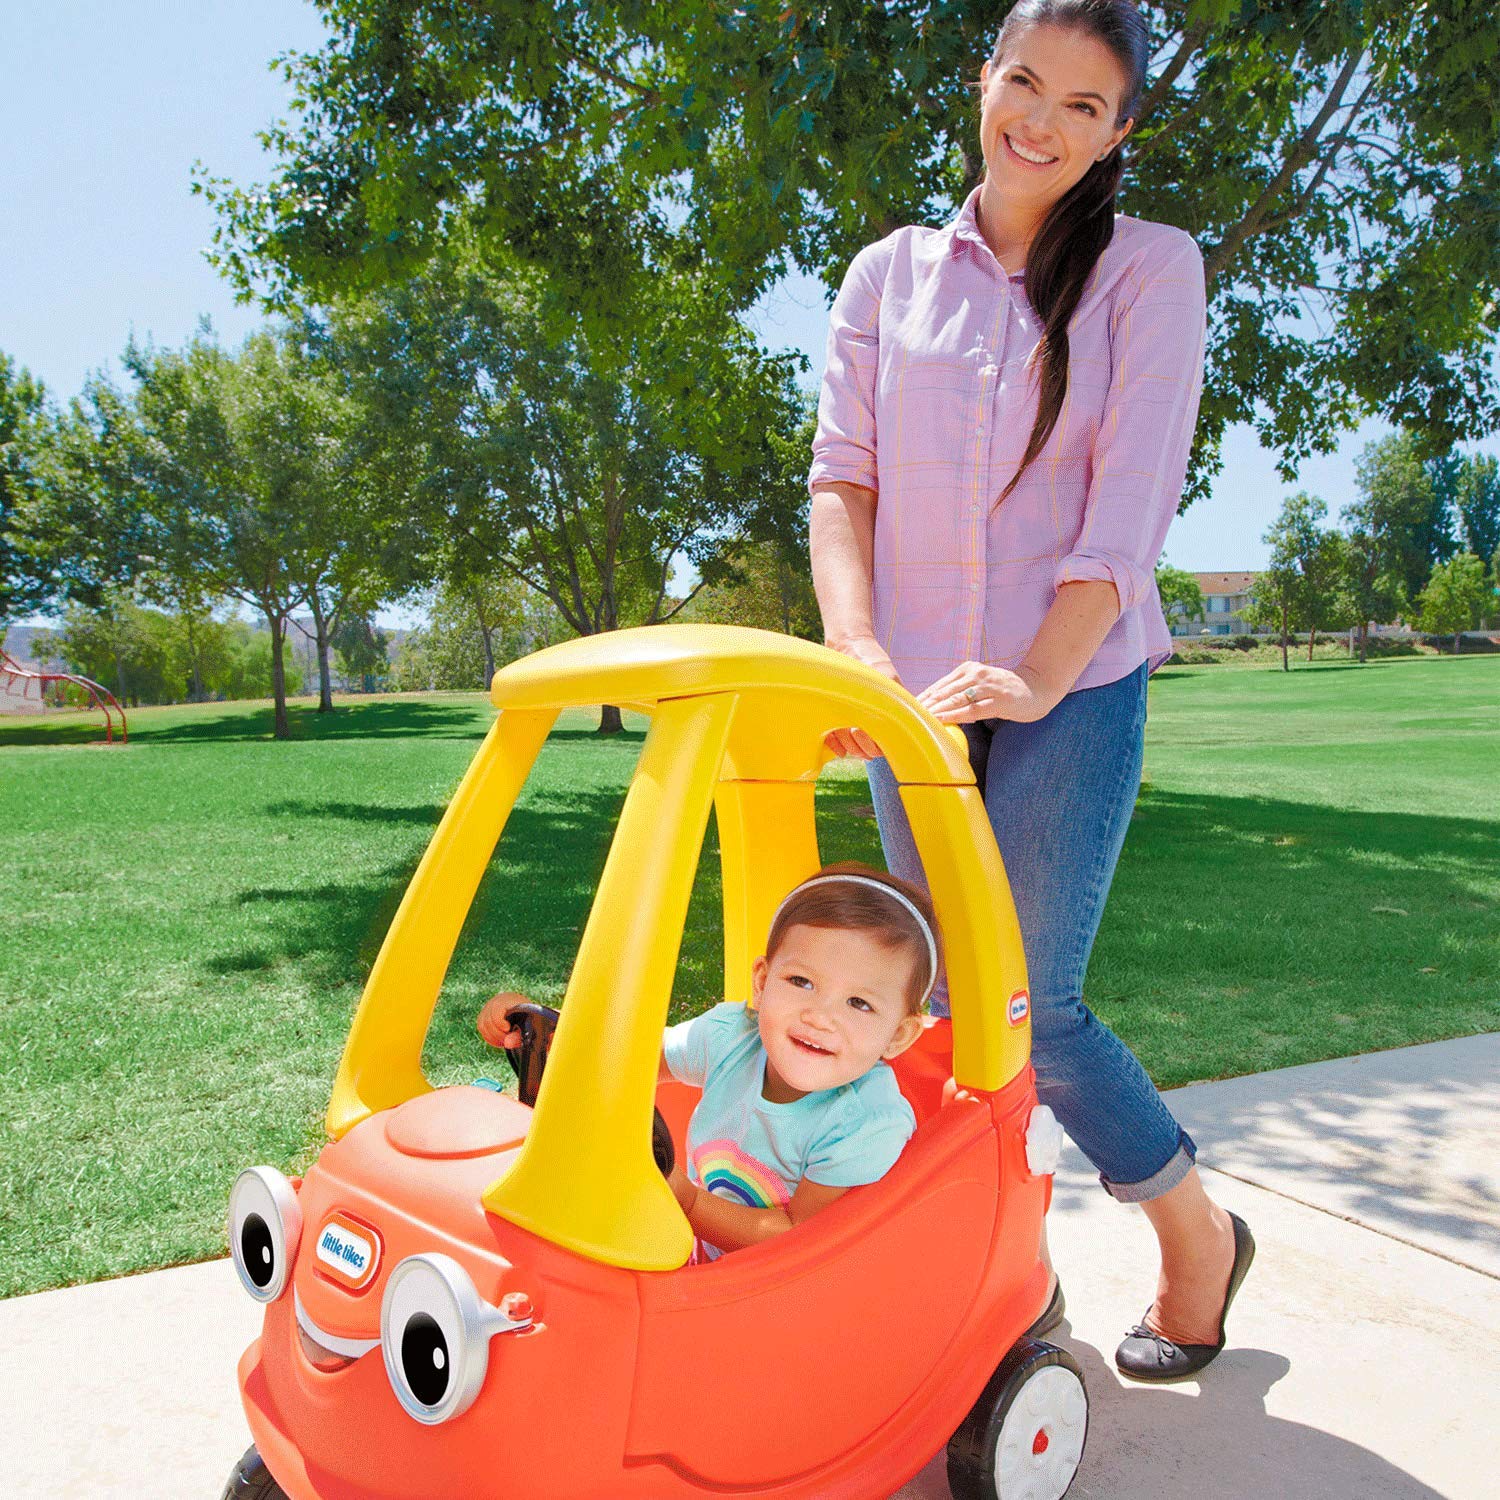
[808,184,1206,696]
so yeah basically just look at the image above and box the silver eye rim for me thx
[229,1166,301,1304]
[380,1254,491,1424]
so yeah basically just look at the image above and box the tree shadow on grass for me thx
[0,717,127,748]
[146,699,492,744]
[264,799,448,826]
[1094,786,1500,1086]
[206,773,884,1002]
[0,697,494,747]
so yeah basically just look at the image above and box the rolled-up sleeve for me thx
[1053,230,1207,612]
[807,242,887,495]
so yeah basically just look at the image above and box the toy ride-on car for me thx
[222,624,1087,1500]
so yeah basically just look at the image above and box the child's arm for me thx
[669,1168,849,1253]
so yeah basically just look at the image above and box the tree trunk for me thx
[598,703,624,735]
[1307,626,1317,661]
[269,613,290,739]
[1358,622,1369,663]
[1454,631,1462,655]
[474,594,497,691]
[183,611,204,701]
[1279,603,1289,671]
[309,595,335,712]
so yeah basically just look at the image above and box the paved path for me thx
[4,1036,1496,1499]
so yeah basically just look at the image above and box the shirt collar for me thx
[944,183,1025,280]
[946,184,990,259]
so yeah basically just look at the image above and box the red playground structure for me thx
[1,647,128,744]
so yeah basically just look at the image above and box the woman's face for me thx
[978,23,1134,215]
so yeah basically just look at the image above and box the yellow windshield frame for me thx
[326,625,1030,1270]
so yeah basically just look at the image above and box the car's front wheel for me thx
[946,1339,1088,1500]
[219,1446,289,1500]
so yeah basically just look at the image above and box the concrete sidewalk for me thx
[4,1035,1496,1499]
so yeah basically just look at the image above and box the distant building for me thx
[1167,572,1259,637]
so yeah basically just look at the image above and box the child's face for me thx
[752,923,924,1101]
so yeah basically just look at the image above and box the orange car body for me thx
[230,626,1056,1499]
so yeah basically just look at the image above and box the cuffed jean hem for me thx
[1099,1135,1198,1204]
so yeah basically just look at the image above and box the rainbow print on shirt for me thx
[692,1139,791,1210]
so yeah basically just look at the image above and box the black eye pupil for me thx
[241,1214,275,1289]
[401,1313,451,1406]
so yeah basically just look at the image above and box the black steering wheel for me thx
[500,1003,675,1178]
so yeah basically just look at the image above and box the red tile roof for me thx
[1191,571,1258,595]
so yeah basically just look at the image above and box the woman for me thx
[807,0,1254,1381]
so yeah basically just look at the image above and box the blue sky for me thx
[4,0,1496,623]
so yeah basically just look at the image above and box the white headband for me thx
[769,873,940,1005]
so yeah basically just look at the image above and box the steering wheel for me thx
[500,1003,675,1178]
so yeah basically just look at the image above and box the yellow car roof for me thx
[330,625,1031,1271]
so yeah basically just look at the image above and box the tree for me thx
[1303,529,1358,659]
[332,614,391,693]
[203,2,1500,512]
[1246,492,1336,670]
[390,578,567,692]
[1154,564,1205,629]
[0,352,55,626]
[1416,552,1490,652]
[1340,523,1406,662]
[1345,432,1457,605]
[333,247,807,729]
[1452,452,1500,568]
[682,542,821,640]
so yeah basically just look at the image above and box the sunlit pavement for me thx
[5,1036,1496,1500]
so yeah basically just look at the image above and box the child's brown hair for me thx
[765,861,941,1015]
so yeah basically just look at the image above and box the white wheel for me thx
[991,1363,1088,1499]
[947,1340,1088,1500]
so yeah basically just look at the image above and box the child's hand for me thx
[667,1161,699,1217]
[477,992,532,1049]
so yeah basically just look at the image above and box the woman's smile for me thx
[1002,132,1060,168]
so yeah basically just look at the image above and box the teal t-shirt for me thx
[662,1001,917,1260]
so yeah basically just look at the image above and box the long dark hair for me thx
[989,0,1149,508]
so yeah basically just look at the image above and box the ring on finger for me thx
[963,685,980,704]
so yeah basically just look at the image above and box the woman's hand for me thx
[917,662,1061,724]
[824,634,902,759]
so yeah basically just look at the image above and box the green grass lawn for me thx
[2,656,1496,1296]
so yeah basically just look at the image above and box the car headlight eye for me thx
[229,1167,301,1304]
[380,1254,532,1424]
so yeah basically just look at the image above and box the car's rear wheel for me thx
[946,1339,1088,1500]
[219,1446,289,1500]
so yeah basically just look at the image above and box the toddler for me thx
[478,861,940,1261]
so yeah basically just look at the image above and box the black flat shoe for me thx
[1024,1278,1066,1339]
[1115,1212,1255,1382]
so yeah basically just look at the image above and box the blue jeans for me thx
[866,663,1196,1202]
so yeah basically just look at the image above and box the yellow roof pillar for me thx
[483,693,736,1270]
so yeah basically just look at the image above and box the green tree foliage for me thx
[332,614,391,692]
[1339,524,1407,663]
[1246,492,1349,669]
[681,541,821,640]
[0,352,54,625]
[330,247,806,726]
[1416,552,1490,652]
[1451,452,1500,565]
[1153,563,1205,626]
[36,596,303,705]
[201,2,1500,510]
[391,577,567,692]
[1345,431,1458,604]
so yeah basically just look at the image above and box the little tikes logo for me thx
[315,1214,381,1290]
[1008,990,1031,1027]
